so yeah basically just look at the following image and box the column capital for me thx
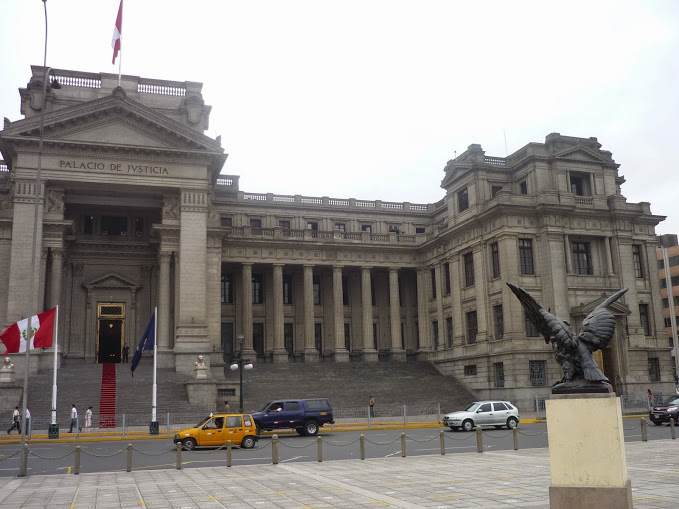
[303,263,315,269]
[361,266,373,272]
[389,267,399,274]
[332,265,344,272]
[159,252,173,263]
[242,262,254,268]
[51,247,65,260]
[272,262,285,268]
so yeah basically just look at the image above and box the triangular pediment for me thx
[571,291,631,317]
[54,116,178,149]
[554,146,611,164]
[84,272,140,291]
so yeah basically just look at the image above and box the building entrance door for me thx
[97,303,125,363]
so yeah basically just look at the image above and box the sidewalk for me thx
[0,439,677,508]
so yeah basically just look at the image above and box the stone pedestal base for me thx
[362,350,379,363]
[546,394,631,509]
[185,379,217,413]
[550,480,632,509]
[389,349,406,362]
[333,349,350,363]
[156,349,176,369]
[38,348,61,371]
[272,349,289,363]
[303,348,319,363]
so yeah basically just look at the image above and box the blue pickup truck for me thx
[251,398,334,436]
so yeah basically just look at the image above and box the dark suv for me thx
[650,395,679,425]
[251,398,334,436]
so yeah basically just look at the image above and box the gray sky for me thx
[1,0,677,235]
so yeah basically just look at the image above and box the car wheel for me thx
[295,427,304,435]
[462,419,474,432]
[241,436,256,449]
[449,426,459,431]
[506,417,519,429]
[303,420,319,436]
[182,438,197,450]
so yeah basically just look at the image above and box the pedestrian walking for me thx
[369,395,375,418]
[122,343,130,363]
[25,406,31,438]
[647,388,654,411]
[223,400,230,413]
[68,404,81,433]
[85,406,93,428]
[7,406,20,434]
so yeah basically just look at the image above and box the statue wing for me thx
[577,288,628,352]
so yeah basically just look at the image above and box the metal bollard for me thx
[272,434,279,465]
[75,446,81,475]
[476,426,483,453]
[317,436,323,462]
[671,420,676,440]
[360,434,365,460]
[22,444,28,474]
[227,440,232,467]
[126,444,133,472]
[641,418,648,442]
[122,414,126,437]
[167,412,171,435]
[440,431,445,455]
[513,428,518,450]
[176,442,182,470]
[401,432,406,457]
[403,405,407,427]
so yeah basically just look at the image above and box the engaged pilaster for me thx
[333,265,349,362]
[303,264,319,362]
[389,267,405,361]
[272,263,288,363]
[361,266,378,362]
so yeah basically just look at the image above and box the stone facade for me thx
[0,67,673,410]
[657,234,679,379]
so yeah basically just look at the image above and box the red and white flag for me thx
[0,308,56,356]
[111,0,123,64]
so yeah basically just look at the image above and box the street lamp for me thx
[230,334,253,413]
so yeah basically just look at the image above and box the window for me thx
[444,263,451,295]
[361,224,372,233]
[671,255,679,267]
[279,220,291,229]
[430,269,437,298]
[464,365,477,376]
[334,223,345,232]
[570,172,592,196]
[466,311,478,344]
[252,273,264,304]
[284,323,294,354]
[84,215,95,234]
[388,225,400,234]
[249,218,262,228]
[632,245,643,278]
[519,239,534,275]
[648,357,660,382]
[432,320,439,350]
[639,304,651,336]
[373,323,378,350]
[458,187,469,212]
[493,402,509,411]
[530,361,546,386]
[283,274,293,305]
[101,215,127,236]
[491,242,500,279]
[519,180,527,194]
[344,323,351,351]
[221,273,234,304]
[446,317,453,348]
[525,312,539,337]
[306,221,318,230]
[479,402,492,412]
[253,323,264,355]
[663,298,669,309]
[220,216,233,227]
[415,227,426,234]
[572,242,592,275]
[464,252,475,287]
[493,305,504,340]
[491,185,502,197]
[134,217,144,236]
[314,323,322,353]
[494,362,505,388]
[313,276,321,305]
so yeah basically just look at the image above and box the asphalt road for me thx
[0,422,674,477]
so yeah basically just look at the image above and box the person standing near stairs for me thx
[122,343,129,363]
[85,406,93,428]
[7,406,20,434]
[369,395,375,418]
[69,404,81,433]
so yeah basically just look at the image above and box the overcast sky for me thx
[1,0,677,235]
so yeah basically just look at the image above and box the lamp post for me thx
[19,0,61,477]
[230,334,253,413]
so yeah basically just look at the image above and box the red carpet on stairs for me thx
[99,363,117,428]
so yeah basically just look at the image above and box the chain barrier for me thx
[623,422,641,430]
[0,450,21,461]
[80,448,127,458]
[28,449,75,461]
[131,446,176,457]
[278,439,317,449]
[443,432,477,441]
[364,436,401,446]
[190,443,231,455]
[403,434,438,444]
[249,441,271,452]
[481,429,515,439]
[516,429,548,437]
[326,437,361,447]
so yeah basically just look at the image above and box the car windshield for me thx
[259,402,273,412]
[662,396,679,405]
[464,403,480,412]
[194,416,212,428]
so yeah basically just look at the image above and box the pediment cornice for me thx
[571,291,631,317]
[84,272,140,290]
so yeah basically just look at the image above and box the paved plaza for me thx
[0,439,676,508]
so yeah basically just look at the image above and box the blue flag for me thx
[131,312,155,376]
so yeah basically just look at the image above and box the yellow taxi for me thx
[174,413,258,450]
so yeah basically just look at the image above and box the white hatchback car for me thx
[443,401,520,431]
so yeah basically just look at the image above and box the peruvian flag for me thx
[111,0,123,64]
[0,308,56,356]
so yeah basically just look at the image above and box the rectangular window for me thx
[221,273,234,304]
[572,241,593,275]
[249,218,262,228]
[432,321,439,350]
[444,263,451,295]
[415,227,426,234]
[253,323,264,355]
[632,244,644,278]
[519,180,527,194]
[464,365,477,376]
[458,187,469,212]
[279,220,291,229]
[430,268,437,298]
[220,216,233,227]
[494,362,505,388]
[639,304,651,336]
[101,215,127,236]
[464,252,475,287]
[344,323,351,351]
[388,225,400,234]
[306,221,318,230]
[525,311,539,337]
[446,317,453,348]
[361,224,372,233]
[466,311,478,344]
[648,357,660,382]
[84,215,95,234]
[491,185,502,197]
[313,276,321,305]
[491,242,500,279]
[134,217,144,236]
[252,273,264,304]
[283,274,293,305]
[530,361,546,386]
[493,305,504,340]
[284,323,294,354]
[663,298,669,309]
[314,323,322,353]
[570,175,584,195]
[334,223,345,232]
[519,239,535,275]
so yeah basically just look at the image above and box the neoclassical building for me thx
[0,67,674,406]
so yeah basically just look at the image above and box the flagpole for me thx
[118,39,122,86]
[51,305,59,427]
[151,306,157,428]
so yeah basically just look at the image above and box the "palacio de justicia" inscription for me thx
[58,159,169,175]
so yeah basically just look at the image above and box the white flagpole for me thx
[51,305,59,426]
[118,41,122,86]
[152,307,157,424]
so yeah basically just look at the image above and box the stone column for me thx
[416,268,431,358]
[389,267,406,361]
[605,236,615,276]
[272,263,288,363]
[49,248,64,309]
[303,264,319,362]
[333,266,350,362]
[434,264,444,349]
[449,256,463,343]
[157,252,172,354]
[362,266,378,362]
[563,234,573,274]
[241,262,255,358]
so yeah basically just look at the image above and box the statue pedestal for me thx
[546,393,632,509]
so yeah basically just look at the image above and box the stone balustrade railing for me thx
[227,226,425,245]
